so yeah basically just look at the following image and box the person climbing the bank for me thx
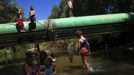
[16,8,25,32]
[67,39,75,63]
[34,41,41,75]
[23,51,37,75]
[29,6,36,31]
[67,0,73,17]
[75,30,94,72]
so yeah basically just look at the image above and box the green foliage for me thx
[115,0,133,12]
[49,0,68,19]
[49,5,61,19]
[0,43,33,64]
[49,0,134,19]
[0,0,18,23]
[59,0,68,18]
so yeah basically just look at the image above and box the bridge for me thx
[0,12,134,46]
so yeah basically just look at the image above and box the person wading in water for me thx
[75,30,94,72]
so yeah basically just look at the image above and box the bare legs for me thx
[69,8,73,17]
[80,54,90,71]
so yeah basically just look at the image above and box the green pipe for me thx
[0,13,134,34]
[0,23,18,34]
[51,13,134,29]
[0,20,45,34]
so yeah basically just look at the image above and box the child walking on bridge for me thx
[67,0,73,17]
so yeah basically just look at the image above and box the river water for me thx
[1,55,134,75]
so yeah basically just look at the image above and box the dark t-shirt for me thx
[80,39,89,49]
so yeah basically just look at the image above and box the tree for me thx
[0,0,18,23]
[49,0,69,19]
[73,0,106,16]
[49,5,60,19]
[59,0,68,17]
[49,0,111,18]
[116,0,133,12]
[49,0,134,19]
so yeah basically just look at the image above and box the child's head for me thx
[48,57,53,65]
[76,30,83,38]
[51,52,55,58]
[40,51,48,59]
[30,6,34,11]
[18,8,23,14]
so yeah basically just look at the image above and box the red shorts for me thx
[80,47,89,56]
[18,18,24,27]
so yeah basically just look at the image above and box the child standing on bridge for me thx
[29,6,36,31]
[67,0,73,17]
[16,8,25,32]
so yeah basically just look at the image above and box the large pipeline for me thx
[0,13,134,45]
[0,13,134,34]
[50,12,134,29]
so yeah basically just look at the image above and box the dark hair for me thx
[30,6,34,10]
[51,52,55,58]
[76,30,83,36]
[48,58,53,63]
[40,51,48,58]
